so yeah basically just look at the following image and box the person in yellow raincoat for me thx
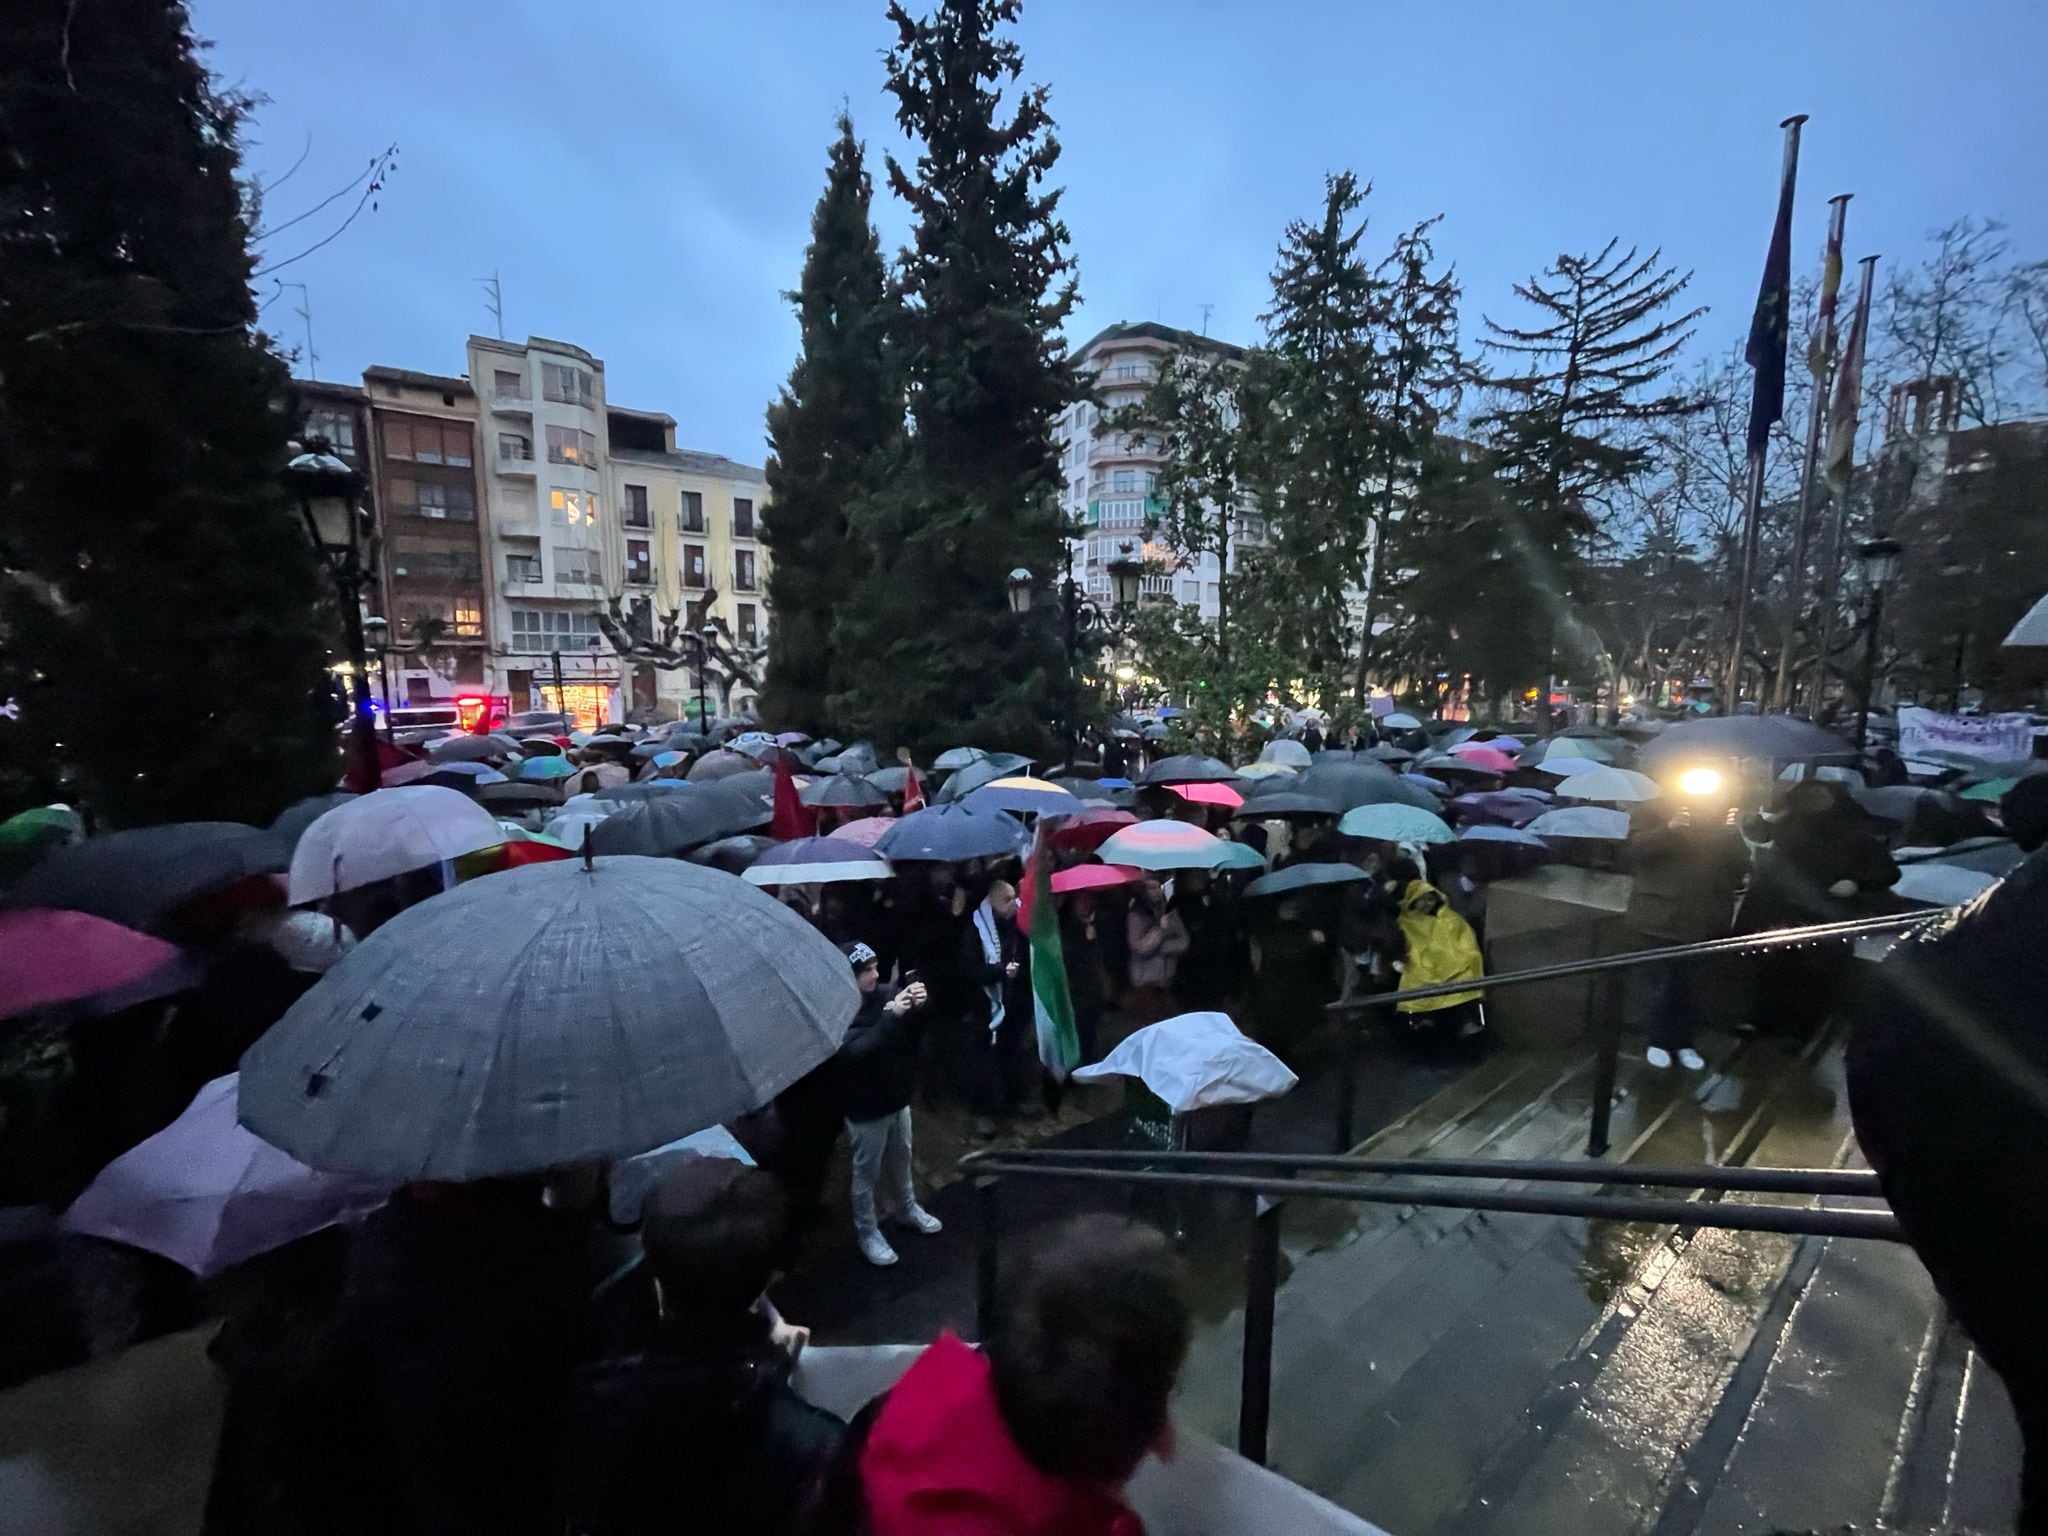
[1391,859,1487,1041]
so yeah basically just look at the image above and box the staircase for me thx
[1169,1031,2022,1536]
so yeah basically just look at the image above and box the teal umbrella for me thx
[1337,804,1454,844]
[517,755,579,781]
[1243,862,1369,898]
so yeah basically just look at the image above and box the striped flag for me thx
[1020,830,1080,1081]
[1806,196,1848,379]
[1825,257,1876,497]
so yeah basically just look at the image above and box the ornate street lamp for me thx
[1853,533,1904,750]
[285,440,380,789]
[1006,567,1035,616]
[1009,541,1145,759]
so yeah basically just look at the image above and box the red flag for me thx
[902,765,926,813]
[770,755,814,841]
[1016,826,1045,935]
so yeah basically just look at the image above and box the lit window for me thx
[550,489,595,526]
[452,601,483,638]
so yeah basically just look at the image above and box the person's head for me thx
[2002,773,2048,853]
[985,1215,1189,1488]
[641,1157,788,1319]
[985,879,1018,920]
[1138,876,1166,911]
[844,940,881,993]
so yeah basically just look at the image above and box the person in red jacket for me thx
[847,1215,1189,1535]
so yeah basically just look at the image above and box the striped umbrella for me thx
[1095,820,1234,872]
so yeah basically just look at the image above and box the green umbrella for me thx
[0,805,84,882]
[1961,777,2019,802]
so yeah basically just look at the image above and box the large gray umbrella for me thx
[1138,754,1237,785]
[1638,715,1847,765]
[688,749,753,783]
[238,858,859,1180]
[9,823,286,932]
[426,735,501,764]
[877,803,1027,861]
[936,753,1033,801]
[801,773,890,809]
[589,786,767,854]
[1296,760,1442,812]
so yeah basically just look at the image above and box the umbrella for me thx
[1258,740,1314,769]
[1638,715,1847,765]
[801,773,891,810]
[1472,735,1526,752]
[686,834,778,875]
[518,756,580,781]
[1050,863,1143,894]
[1445,744,1519,774]
[1138,754,1238,785]
[1095,821,1234,872]
[1048,807,1138,851]
[520,737,565,757]
[0,909,185,1018]
[1852,785,1949,822]
[776,732,812,747]
[933,746,990,773]
[1212,841,1270,872]
[593,782,691,803]
[936,753,1033,802]
[0,804,84,881]
[8,822,285,932]
[1380,712,1423,730]
[1449,791,1549,827]
[239,859,861,1180]
[2003,592,2048,646]
[1780,762,1866,787]
[715,768,778,808]
[378,758,439,788]
[824,742,883,776]
[830,817,896,850]
[877,804,1027,862]
[1961,777,2021,802]
[1243,861,1369,898]
[1070,1012,1297,1112]
[1337,804,1454,844]
[688,749,754,783]
[1553,767,1663,803]
[1527,806,1631,840]
[418,767,507,794]
[66,1074,389,1278]
[269,793,359,852]
[1229,791,1342,819]
[1891,863,2001,906]
[426,735,502,764]
[1519,736,1628,767]
[964,775,1087,817]
[286,787,507,904]
[1054,777,1135,809]
[741,837,893,887]
[1234,761,1298,781]
[477,781,564,810]
[866,766,915,795]
[1459,824,1547,847]
[1365,743,1414,764]
[1402,772,1451,795]
[1298,760,1442,812]
[565,763,632,796]
[1171,782,1244,809]
[587,792,758,857]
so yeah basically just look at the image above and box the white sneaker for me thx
[858,1231,899,1267]
[1645,1046,1673,1070]
[900,1204,943,1236]
[1677,1048,1706,1071]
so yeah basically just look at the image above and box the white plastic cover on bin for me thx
[1070,1011,1298,1113]
[792,1344,1386,1536]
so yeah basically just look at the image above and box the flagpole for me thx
[1770,191,1851,714]
[1725,113,1807,713]
[1808,254,1880,719]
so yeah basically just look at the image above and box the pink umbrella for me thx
[832,816,896,849]
[1446,744,1519,774]
[1171,781,1244,809]
[1051,863,1142,894]
[64,1074,390,1278]
[0,909,184,1018]
[1048,806,1137,852]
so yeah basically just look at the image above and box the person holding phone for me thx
[836,943,942,1266]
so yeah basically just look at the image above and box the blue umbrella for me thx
[1459,824,1546,847]
[963,776,1086,817]
[518,756,579,781]
[1243,861,1369,898]
[876,803,1027,862]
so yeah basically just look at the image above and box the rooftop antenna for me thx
[1198,302,1215,336]
[283,281,317,378]
[480,271,504,339]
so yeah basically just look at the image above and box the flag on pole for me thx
[1019,830,1080,1081]
[769,754,814,841]
[1745,115,1807,456]
[902,765,926,814]
[1806,195,1849,379]
[1825,257,1877,497]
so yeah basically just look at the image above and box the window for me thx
[678,491,705,533]
[506,553,542,584]
[508,608,601,653]
[622,484,650,528]
[625,538,652,585]
[498,432,532,463]
[493,368,527,400]
[305,408,356,455]
[682,543,707,588]
[733,549,757,592]
[387,478,475,522]
[1110,362,1149,380]
[452,600,484,638]
[1097,498,1146,529]
[736,603,759,645]
[389,539,481,584]
[542,364,596,406]
[684,598,709,632]
[552,546,601,584]
[550,488,596,526]
[732,497,755,538]
[1112,470,1136,492]
[383,419,471,466]
[545,424,598,466]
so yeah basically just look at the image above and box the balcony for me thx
[731,518,756,540]
[497,450,536,477]
[490,388,533,416]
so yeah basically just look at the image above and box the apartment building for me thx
[1054,321,1262,621]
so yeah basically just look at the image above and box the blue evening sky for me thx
[196,0,2048,466]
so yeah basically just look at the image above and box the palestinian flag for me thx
[1020,830,1080,1080]
[902,764,926,813]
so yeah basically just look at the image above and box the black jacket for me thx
[837,987,924,1122]
[956,912,1026,1029]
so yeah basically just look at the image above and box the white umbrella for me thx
[286,786,506,904]
[1071,1011,1298,1113]
[1258,740,1314,769]
[1890,863,2000,906]
[1779,762,1866,787]
[1553,767,1663,803]
[2002,592,2048,647]
[1527,806,1631,840]
[1380,712,1423,730]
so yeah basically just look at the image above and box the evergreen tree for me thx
[1477,240,1703,711]
[0,0,336,824]
[831,0,1080,753]
[762,113,901,733]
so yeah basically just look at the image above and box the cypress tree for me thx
[761,113,901,734]
[832,0,1081,754]
[0,0,336,824]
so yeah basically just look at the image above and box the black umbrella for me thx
[686,834,778,875]
[592,782,692,804]
[876,804,1026,862]
[1638,715,1846,764]
[1138,754,1237,785]
[801,773,890,809]
[478,781,564,810]
[1243,861,1370,898]
[7,823,286,932]
[1053,776,1134,808]
[426,735,502,764]
[587,789,766,857]
[1297,760,1441,812]
[269,793,358,851]
[418,769,492,794]
[519,737,565,757]
[580,735,639,760]
[715,768,777,809]
[1230,792,1342,819]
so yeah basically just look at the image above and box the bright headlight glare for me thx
[1677,766,1723,798]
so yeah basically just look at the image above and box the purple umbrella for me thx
[64,1075,389,1278]
[1450,791,1550,828]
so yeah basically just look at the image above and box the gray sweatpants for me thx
[845,1108,916,1242]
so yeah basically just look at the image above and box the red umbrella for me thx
[1050,863,1142,895]
[1171,781,1244,808]
[1048,806,1137,852]
[1,909,184,1018]
[499,839,575,869]
[1446,744,1518,774]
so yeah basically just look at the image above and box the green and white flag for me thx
[1022,831,1080,1080]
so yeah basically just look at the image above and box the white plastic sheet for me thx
[1071,1011,1298,1113]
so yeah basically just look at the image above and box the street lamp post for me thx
[1007,540,1144,760]
[689,630,712,726]
[1852,534,1904,751]
[362,614,395,746]
[286,440,380,791]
